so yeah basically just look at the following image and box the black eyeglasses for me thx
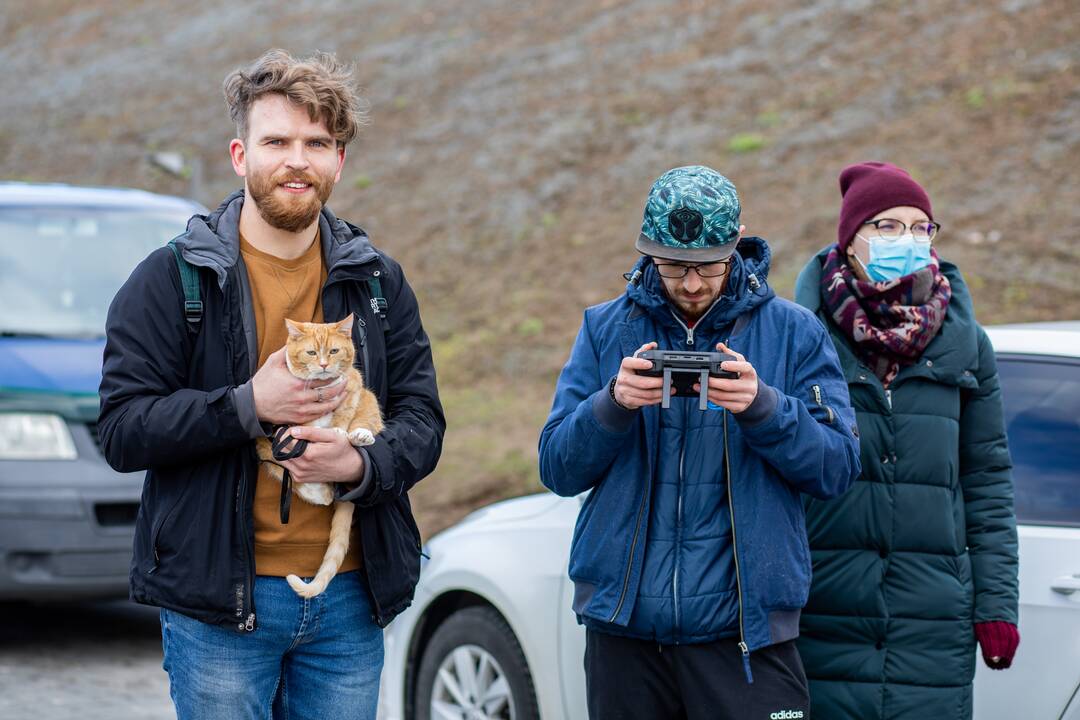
[860,218,941,241]
[653,258,732,279]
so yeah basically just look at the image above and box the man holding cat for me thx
[539,166,861,719]
[99,49,444,720]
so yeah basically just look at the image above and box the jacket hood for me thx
[626,235,775,329]
[174,190,379,288]
[793,245,834,314]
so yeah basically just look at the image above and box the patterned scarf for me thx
[820,245,951,387]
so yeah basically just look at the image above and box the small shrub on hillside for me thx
[965,87,986,109]
[728,133,767,154]
[517,317,544,336]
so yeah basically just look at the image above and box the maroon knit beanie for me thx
[837,162,933,251]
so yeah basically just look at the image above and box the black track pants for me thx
[584,630,810,720]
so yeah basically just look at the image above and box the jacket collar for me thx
[795,245,980,388]
[174,190,379,288]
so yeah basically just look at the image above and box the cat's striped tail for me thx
[286,501,355,599]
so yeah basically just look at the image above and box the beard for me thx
[246,166,335,233]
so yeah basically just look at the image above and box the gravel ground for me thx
[0,600,173,720]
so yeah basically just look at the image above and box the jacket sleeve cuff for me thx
[592,378,638,434]
[734,379,778,427]
[232,381,269,439]
[335,447,374,502]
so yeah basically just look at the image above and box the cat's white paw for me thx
[348,428,375,447]
[332,427,348,439]
[296,482,334,506]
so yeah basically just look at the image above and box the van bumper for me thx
[0,428,144,601]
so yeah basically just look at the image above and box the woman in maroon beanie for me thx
[792,162,1020,720]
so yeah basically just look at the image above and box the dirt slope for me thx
[2,0,1077,535]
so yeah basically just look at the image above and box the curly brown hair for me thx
[223,49,367,145]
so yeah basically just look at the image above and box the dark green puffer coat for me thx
[793,249,1018,720]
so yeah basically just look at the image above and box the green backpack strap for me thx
[166,242,382,329]
[366,269,388,320]
[167,239,203,327]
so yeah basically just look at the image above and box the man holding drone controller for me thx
[539,166,862,719]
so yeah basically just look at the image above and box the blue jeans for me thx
[160,571,383,720]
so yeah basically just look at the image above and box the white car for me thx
[379,322,1080,720]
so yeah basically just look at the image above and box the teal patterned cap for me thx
[636,165,741,262]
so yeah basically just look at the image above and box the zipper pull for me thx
[244,613,256,632]
[810,384,836,424]
[885,389,893,409]
[739,641,754,684]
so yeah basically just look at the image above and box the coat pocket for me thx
[146,482,188,574]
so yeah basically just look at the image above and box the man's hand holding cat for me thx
[252,347,347,425]
[280,426,364,485]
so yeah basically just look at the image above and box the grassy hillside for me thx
[2,0,1077,535]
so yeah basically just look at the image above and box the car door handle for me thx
[1050,574,1080,596]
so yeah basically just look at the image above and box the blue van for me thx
[0,183,202,600]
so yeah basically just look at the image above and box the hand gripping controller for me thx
[636,349,739,410]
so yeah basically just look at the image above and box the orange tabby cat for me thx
[255,314,383,599]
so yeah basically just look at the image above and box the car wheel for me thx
[415,605,540,720]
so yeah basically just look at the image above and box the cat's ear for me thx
[285,319,304,339]
[335,314,354,336]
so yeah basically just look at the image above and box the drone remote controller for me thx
[637,349,740,410]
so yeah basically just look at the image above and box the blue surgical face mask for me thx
[854,233,933,282]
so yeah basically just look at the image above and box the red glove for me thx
[975,621,1019,669]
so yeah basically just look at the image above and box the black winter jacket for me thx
[98,191,445,631]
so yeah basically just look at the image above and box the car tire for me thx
[415,605,540,720]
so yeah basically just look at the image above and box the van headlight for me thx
[0,413,77,460]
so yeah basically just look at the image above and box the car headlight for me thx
[0,413,77,460]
